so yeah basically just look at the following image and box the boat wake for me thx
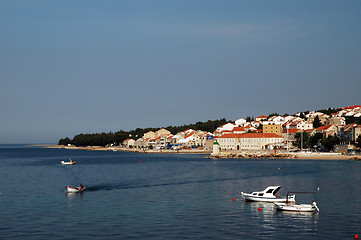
[83,175,261,192]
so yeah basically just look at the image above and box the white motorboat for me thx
[274,192,320,212]
[241,186,295,203]
[275,202,319,212]
[61,159,76,165]
[66,184,85,193]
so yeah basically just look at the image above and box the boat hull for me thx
[275,203,315,212]
[61,161,75,165]
[66,186,85,193]
[242,193,295,203]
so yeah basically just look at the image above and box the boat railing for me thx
[286,192,315,204]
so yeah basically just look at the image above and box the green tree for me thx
[313,115,321,128]
[294,132,310,149]
[320,135,340,151]
[58,137,72,146]
[309,132,323,148]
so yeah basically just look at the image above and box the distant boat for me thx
[66,184,85,193]
[61,159,75,165]
[241,186,295,202]
[274,192,320,212]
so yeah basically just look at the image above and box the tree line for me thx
[58,118,230,147]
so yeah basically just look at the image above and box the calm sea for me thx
[0,144,360,239]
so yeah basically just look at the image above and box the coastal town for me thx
[58,105,361,160]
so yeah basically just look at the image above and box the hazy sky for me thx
[1,0,360,144]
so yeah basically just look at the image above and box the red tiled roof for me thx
[185,132,195,139]
[216,133,284,139]
[257,115,267,119]
[233,127,247,132]
[217,133,244,139]
[316,125,333,131]
[239,133,283,138]
[282,129,300,134]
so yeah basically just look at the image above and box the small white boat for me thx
[61,159,76,165]
[66,184,85,193]
[241,186,295,203]
[275,202,319,212]
[274,192,320,212]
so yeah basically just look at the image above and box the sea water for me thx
[0,144,360,239]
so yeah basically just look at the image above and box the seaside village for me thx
[121,105,361,156]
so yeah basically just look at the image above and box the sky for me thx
[1,0,361,144]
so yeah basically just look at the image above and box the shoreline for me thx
[37,145,361,160]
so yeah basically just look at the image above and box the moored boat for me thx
[275,202,319,212]
[274,192,320,212]
[241,186,295,203]
[61,159,76,165]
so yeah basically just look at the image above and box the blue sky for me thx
[1,0,360,144]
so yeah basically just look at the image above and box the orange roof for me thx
[185,132,195,138]
[217,133,244,139]
[316,125,333,131]
[221,130,233,133]
[233,127,246,131]
[218,133,283,139]
[282,129,300,134]
[239,133,283,138]
[257,115,267,119]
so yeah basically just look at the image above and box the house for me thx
[134,138,147,149]
[215,123,237,132]
[123,139,135,148]
[215,134,243,151]
[281,129,301,144]
[255,115,268,122]
[304,128,316,136]
[328,116,346,127]
[215,133,284,151]
[338,124,361,143]
[239,133,284,151]
[262,122,282,136]
[156,128,171,138]
[233,127,248,134]
[306,112,330,125]
[144,131,156,139]
[235,118,247,126]
[296,120,313,130]
[315,125,337,137]
[147,138,157,149]
[268,116,285,125]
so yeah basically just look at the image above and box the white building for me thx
[215,133,284,151]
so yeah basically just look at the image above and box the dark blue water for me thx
[0,145,360,239]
